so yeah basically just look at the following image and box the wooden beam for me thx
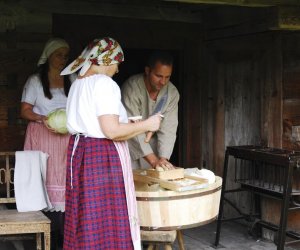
[17,0,203,23]
[203,6,300,38]
[276,7,300,30]
[164,0,300,7]
[0,0,205,33]
[203,6,278,40]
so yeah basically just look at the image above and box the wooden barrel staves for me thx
[135,176,222,231]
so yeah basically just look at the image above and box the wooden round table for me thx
[135,176,222,249]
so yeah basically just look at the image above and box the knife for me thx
[145,91,168,143]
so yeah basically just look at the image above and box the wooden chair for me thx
[0,151,51,250]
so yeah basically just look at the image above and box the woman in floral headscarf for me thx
[61,37,162,250]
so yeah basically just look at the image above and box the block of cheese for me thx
[145,167,184,180]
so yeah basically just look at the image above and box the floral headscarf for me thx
[61,37,124,76]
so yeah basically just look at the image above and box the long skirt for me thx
[24,121,70,212]
[63,135,133,250]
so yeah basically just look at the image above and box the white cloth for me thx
[184,168,216,184]
[21,74,70,116]
[14,151,53,212]
[66,74,128,137]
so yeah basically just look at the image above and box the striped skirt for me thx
[24,121,70,212]
[63,135,133,250]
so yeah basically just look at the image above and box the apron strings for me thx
[70,134,82,189]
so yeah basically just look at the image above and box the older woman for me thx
[61,37,162,250]
[21,37,75,248]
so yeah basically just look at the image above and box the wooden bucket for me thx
[135,176,222,230]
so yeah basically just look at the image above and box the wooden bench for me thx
[0,152,51,250]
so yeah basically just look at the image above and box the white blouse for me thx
[21,74,68,115]
[66,74,128,138]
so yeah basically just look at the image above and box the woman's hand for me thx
[144,113,162,132]
[43,117,57,133]
[21,102,45,123]
[99,113,162,141]
[144,113,163,142]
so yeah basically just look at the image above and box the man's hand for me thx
[154,158,174,170]
[144,153,174,170]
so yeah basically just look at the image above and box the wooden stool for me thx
[141,230,185,250]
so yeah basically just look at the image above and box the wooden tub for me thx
[135,176,222,230]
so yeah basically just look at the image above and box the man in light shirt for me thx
[122,51,180,170]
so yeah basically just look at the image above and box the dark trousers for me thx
[43,211,65,250]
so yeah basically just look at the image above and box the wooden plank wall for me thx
[201,32,283,218]
[282,33,300,150]
[202,32,282,175]
[261,33,300,241]
[201,30,300,237]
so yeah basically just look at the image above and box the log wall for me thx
[0,33,50,151]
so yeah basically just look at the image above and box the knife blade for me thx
[145,91,168,143]
[151,92,168,115]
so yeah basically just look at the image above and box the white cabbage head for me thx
[46,108,68,134]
